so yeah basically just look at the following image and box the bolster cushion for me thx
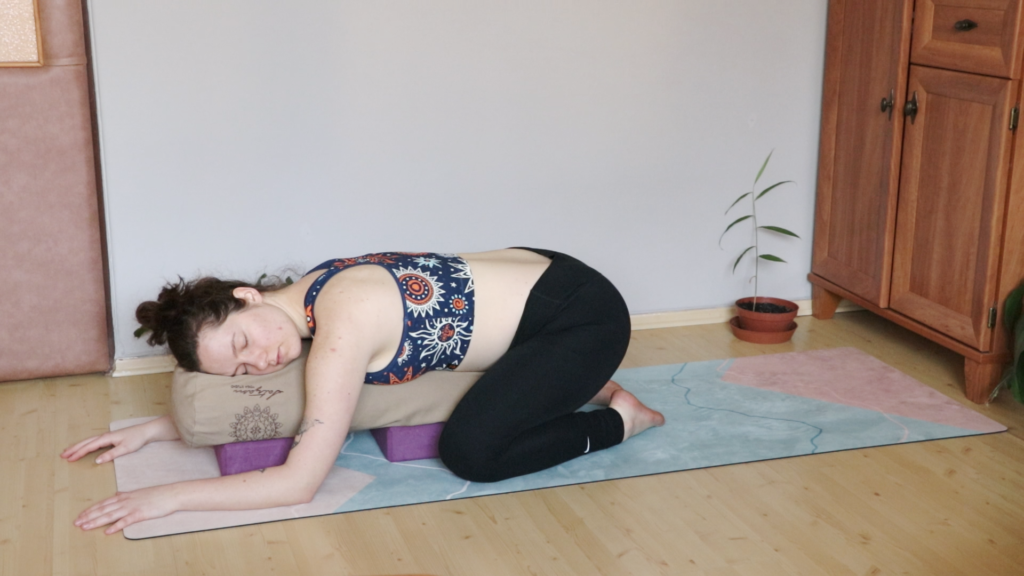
[171,342,480,448]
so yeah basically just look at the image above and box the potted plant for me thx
[993,281,1024,403]
[720,150,801,344]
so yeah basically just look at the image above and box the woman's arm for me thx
[74,270,396,534]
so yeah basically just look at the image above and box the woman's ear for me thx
[231,286,263,304]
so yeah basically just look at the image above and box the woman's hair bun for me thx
[134,278,190,347]
[134,276,255,371]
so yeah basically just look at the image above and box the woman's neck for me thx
[261,280,313,338]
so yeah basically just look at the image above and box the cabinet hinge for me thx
[1011,106,1020,131]
[989,307,998,329]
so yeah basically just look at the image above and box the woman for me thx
[62,248,665,534]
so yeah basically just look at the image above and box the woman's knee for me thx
[437,428,507,483]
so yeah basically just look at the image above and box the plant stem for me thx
[751,181,759,310]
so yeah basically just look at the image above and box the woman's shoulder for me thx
[304,264,401,334]
[303,262,395,294]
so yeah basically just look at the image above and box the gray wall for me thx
[87,0,827,360]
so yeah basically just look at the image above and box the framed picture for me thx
[0,0,43,67]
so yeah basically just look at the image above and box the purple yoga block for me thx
[370,422,445,462]
[213,437,293,476]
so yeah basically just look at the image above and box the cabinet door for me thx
[812,0,913,306]
[890,66,1016,351]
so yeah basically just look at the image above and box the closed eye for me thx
[231,333,252,376]
[240,335,249,375]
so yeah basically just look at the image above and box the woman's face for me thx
[196,302,303,376]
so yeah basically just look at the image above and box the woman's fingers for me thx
[75,494,123,525]
[76,494,129,527]
[64,426,151,463]
[74,489,171,535]
[64,433,137,463]
[94,445,126,464]
[78,505,129,531]
[61,435,104,460]
[65,434,120,461]
[105,515,139,535]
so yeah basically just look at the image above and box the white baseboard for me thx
[112,354,178,377]
[112,300,863,376]
[630,299,863,330]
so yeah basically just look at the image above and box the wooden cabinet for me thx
[811,0,1024,403]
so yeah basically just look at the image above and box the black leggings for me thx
[437,248,630,482]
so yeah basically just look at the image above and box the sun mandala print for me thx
[229,404,283,441]
[450,260,474,292]
[412,256,441,268]
[393,266,446,317]
[396,339,413,366]
[447,293,469,315]
[409,317,472,365]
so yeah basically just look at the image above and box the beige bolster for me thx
[171,342,480,448]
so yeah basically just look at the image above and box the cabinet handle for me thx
[904,91,919,124]
[954,19,978,31]
[880,89,895,120]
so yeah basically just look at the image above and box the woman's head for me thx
[136,277,301,375]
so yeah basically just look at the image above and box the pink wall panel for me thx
[0,0,110,381]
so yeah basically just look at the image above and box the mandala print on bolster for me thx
[303,252,476,385]
[230,405,284,441]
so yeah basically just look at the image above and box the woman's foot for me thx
[609,389,665,441]
[588,380,623,406]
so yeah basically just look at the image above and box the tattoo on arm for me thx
[291,418,325,449]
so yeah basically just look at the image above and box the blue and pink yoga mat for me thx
[111,347,1005,539]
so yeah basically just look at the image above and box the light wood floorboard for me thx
[2,311,1023,575]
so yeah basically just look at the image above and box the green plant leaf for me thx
[725,192,752,214]
[754,150,774,186]
[755,180,794,200]
[1005,281,1024,403]
[1013,312,1024,402]
[133,326,150,338]
[732,246,755,273]
[1004,283,1024,330]
[719,215,752,246]
[758,225,801,238]
[759,254,786,263]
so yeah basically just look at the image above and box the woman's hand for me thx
[62,428,148,464]
[74,485,181,535]
[61,415,179,464]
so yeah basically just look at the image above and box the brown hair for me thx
[135,277,266,372]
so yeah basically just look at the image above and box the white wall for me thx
[87,0,827,360]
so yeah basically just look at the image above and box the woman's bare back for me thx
[456,248,551,371]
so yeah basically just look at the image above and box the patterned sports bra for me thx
[303,252,475,385]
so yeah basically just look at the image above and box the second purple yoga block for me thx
[371,422,445,462]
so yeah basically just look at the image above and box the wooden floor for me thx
[3,311,1024,576]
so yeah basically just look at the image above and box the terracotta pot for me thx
[729,316,797,344]
[735,297,799,332]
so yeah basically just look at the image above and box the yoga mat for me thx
[110,347,1005,539]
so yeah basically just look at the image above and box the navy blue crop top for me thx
[303,252,475,385]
